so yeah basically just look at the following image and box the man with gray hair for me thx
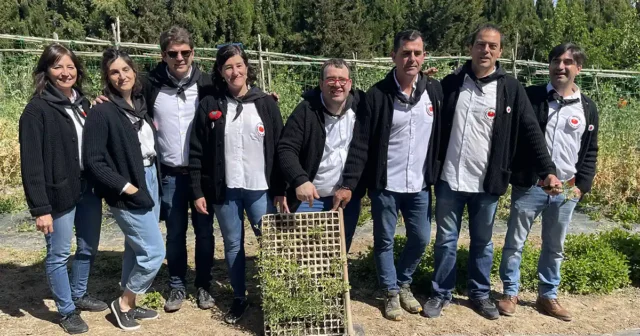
[278,58,367,252]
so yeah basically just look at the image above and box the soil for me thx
[0,210,639,336]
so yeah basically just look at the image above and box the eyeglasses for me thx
[324,77,351,86]
[165,50,192,59]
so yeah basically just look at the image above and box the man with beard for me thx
[356,29,444,321]
[423,24,561,320]
[278,58,366,253]
[497,43,598,321]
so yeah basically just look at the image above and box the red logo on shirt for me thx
[485,108,496,120]
[208,110,222,121]
[568,116,581,129]
[257,123,265,136]
[427,104,434,116]
[588,124,594,132]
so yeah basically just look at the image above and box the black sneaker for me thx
[197,287,215,310]
[223,298,249,324]
[164,288,185,312]
[470,298,499,320]
[421,296,451,318]
[131,306,159,320]
[109,299,140,331]
[73,294,108,312]
[60,310,88,334]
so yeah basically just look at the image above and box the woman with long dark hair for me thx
[19,43,106,334]
[83,47,164,331]
[189,44,286,324]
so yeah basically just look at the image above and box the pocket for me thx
[124,190,153,209]
[46,178,73,208]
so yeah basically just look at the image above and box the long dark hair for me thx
[100,47,142,97]
[32,43,85,96]
[212,44,257,92]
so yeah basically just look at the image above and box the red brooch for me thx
[208,110,222,120]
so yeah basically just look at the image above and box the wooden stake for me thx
[512,32,519,76]
[266,48,272,92]
[257,34,266,90]
[338,208,355,336]
[53,32,58,41]
[352,52,358,89]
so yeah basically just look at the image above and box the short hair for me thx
[468,23,504,48]
[212,44,258,90]
[159,26,194,52]
[393,30,424,53]
[319,58,351,81]
[32,43,85,96]
[548,42,586,67]
[100,47,143,97]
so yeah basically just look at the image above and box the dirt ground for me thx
[1,216,640,336]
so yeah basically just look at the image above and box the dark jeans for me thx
[161,173,215,291]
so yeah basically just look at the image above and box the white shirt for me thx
[545,83,585,182]
[120,112,157,194]
[154,67,199,167]
[313,95,356,197]
[64,90,85,170]
[224,99,269,190]
[442,72,498,193]
[385,71,434,193]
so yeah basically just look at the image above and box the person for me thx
[142,26,216,313]
[423,24,561,321]
[497,43,598,321]
[189,44,287,324]
[84,47,165,331]
[356,29,444,321]
[19,43,106,334]
[277,58,367,252]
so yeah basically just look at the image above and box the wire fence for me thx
[1,33,640,120]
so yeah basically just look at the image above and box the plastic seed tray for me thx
[260,211,354,336]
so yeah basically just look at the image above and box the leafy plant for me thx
[138,291,164,311]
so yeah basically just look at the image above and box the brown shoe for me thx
[497,295,518,316]
[536,297,572,321]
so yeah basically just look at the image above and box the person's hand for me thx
[332,188,352,211]
[571,186,582,200]
[543,174,562,195]
[35,214,54,234]
[124,184,139,195]
[273,196,290,213]
[194,197,209,215]
[423,67,438,76]
[295,182,319,207]
[270,92,280,102]
[92,95,109,105]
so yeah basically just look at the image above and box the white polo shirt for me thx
[441,72,498,193]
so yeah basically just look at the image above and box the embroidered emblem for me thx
[568,115,581,129]
[506,106,511,114]
[588,124,595,132]
[484,108,496,121]
[427,103,434,116]
[257,122,265,136]
[208,110,222,121]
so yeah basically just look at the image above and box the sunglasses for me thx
[165,50,192,59]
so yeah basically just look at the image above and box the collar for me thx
[464,66,496,82]
[546,82,581,99]
[393,69,417,93]
[69,89,79,103]
[320,92,348,118]
[166,66,192,86]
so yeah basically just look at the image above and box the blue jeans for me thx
[213,188,275,299]
[296,196,361,253]
[499,185,578,299]
[161,173,214,290]
[432,180,500,300]
[110,164,165,294]
[45,180,102,316]
[369,188,432,292]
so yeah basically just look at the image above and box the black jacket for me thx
[142,62,215,119]
[19,91,92,217]
[358,69,444,194]
[189,90,286,204]
[278,87,367,210]
[439,62,556,196]
[84,95,161,210]
[511,84,599,193]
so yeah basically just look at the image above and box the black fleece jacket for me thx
[277,87,367,210]
[510,84,599,193]
[439,61,556,196]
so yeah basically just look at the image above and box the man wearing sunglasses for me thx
[353,29,443,321]
[278,58,366,252]
[143,26,216,313]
